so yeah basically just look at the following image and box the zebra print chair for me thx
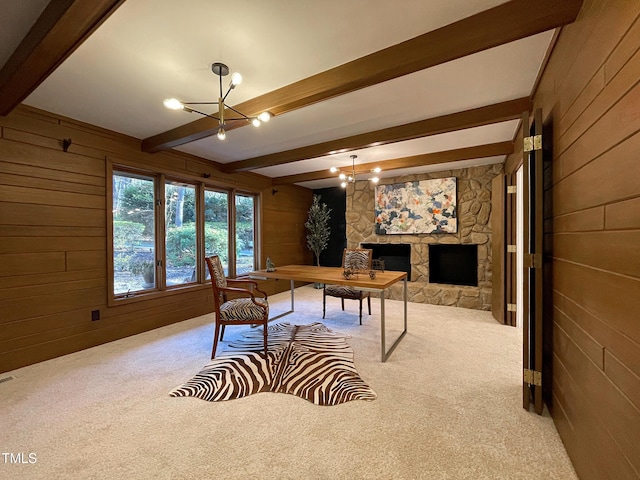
[205,256,269,359]
[323,248,373,325]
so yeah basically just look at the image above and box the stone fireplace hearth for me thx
[347,164,500,310]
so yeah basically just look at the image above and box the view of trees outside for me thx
[235,194,256,275]
[112,172,156,295]
[112,172,255,294]
[165,182,197,286]
[204,189,229,276]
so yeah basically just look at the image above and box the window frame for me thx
[107,160,261,306]
[203,187,231,278]
[234,190,259,276]
[164,178,199,289]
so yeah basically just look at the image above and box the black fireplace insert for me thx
[360,243,411,280]
[428,244,478,286]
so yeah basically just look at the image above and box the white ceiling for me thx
[2,0,556,189]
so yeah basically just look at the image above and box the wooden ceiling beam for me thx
[141,0,582,153]
[272,141,514,185]
[0,0,125,116]
[226,97,530,173]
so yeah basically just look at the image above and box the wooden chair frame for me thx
[205,256,269,358]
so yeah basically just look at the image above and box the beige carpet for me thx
[1,285,577,479]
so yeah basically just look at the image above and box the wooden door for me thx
[522,108,544,414]
[491,173,506,324]
[505,171,517,327]
[491,171,517,326]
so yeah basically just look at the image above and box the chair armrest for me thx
[219,286,255,297]
[226,278,268,299]
[227,278,258,287]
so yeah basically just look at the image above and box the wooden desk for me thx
[247,265,407,362]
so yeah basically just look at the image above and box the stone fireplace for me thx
[346,163,500,310]
[361,243,411,280]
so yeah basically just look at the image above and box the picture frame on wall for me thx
[374,177,457,234]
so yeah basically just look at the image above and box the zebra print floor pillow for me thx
[169,322,377,406]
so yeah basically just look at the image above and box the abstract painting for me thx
[374,177,457,234]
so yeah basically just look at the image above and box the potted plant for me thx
[305,194,331,269]
[131,260,155,288]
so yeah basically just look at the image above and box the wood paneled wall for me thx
[260,183,313,295]
[0,106,312,373]
[504,2,640,478]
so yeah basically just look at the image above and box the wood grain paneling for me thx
[0,109,142,158]
[0,252,66,277]
[552,129,640,216]
[0,184,104,209]
[605,197,640,230]
[540,0,604,103]
[504,2,640,476]
[553,0,639,130]
[0,277,105,304]
[0,268,103,290]
[0,286,105,323]
[0,201,105,227]
[604,13,640,84]
[3,127,106,160]
[554,260,640,343]
[66,250,106,271]
[554,307,604,369]
[552,352,639,480]
[0,137,105,176]
[0,236,104,254]
[556,81,640,180]
[554,325,640,473]
[0,105,311,374]
[604,350,640,411]
[553,231,640,278]
[556,65,605,141]
[261,184,313,271]
[0,225,104,237]
[263,219,306,236]
[561,295,640,379]
[0,303,211,373]
[0,292,209,348]
[552,206,604,233]
[556,45,640,159]
[0,163,105,191]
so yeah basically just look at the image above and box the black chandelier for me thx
[163,62,272,140]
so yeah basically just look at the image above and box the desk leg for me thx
[380,293,386,362]
[266,279,296,323]
[404,277,408,330]
[381,278,408,362]
[290,279,295,312]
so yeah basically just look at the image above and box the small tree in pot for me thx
[305,195,331,267]
[131,260,155,288]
